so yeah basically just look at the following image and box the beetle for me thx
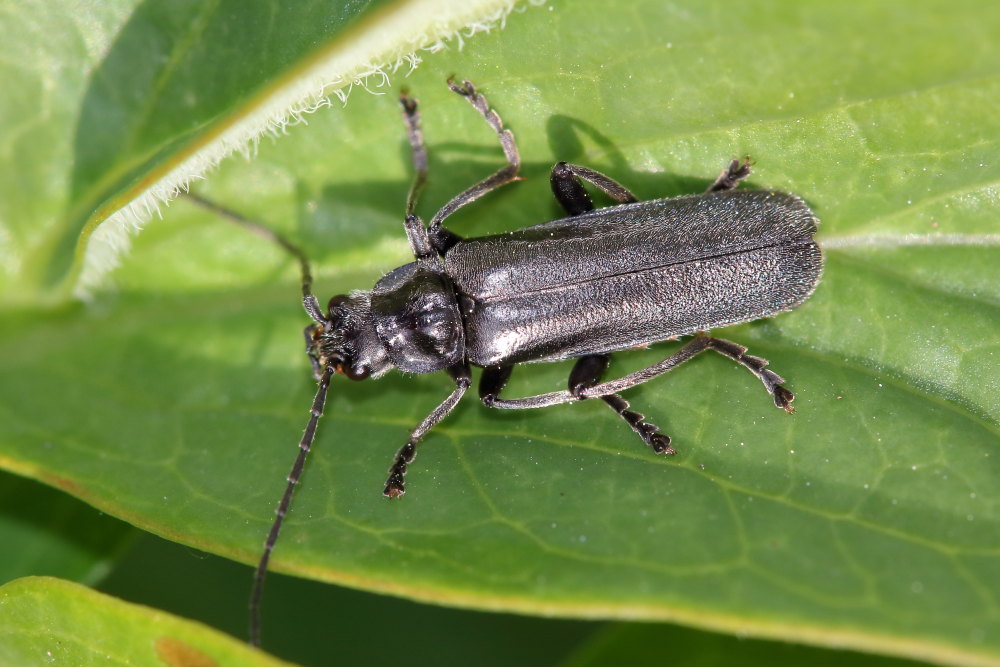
[233,78,822,645]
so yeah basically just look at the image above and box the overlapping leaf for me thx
[0,577,291,666]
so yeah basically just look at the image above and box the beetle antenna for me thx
[182,192,324,321]
[249,364,335,647]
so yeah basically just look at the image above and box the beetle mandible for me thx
[237,78,822,645]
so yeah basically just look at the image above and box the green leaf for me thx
[1,1,998,666]
[562,623,931,667]
[98,533,598,666]
[0,0,525,300]
[0,471,135,585]
[0,577,293,666]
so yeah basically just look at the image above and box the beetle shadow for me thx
[301,179,408,255]
[299,110,753,262]
[303,148,546,257]
[295,111,768,278]
[544,114,754,214]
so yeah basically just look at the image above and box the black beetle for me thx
[222,78,822,645]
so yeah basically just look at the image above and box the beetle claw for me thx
[773,385,796,413]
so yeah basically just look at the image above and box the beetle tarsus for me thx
[600,394,675,455]
[773,385,796,413]
[707,156,753,192]
[649,435,675,455]
[446,77,476,98]
[702,337,798,414]
[399,90,417,113]
[384,441,416,498]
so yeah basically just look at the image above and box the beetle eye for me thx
[327,294,350,317]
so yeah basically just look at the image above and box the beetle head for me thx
[306,291,391,380]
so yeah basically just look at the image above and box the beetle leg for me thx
[484,387,573,409]
[568,336,713,398]
[701,337,796,413]
[399,92,464,257]
[480,364,588,411]
[707,157,753,192]
[577,335,794,413]
[479,364,514,407]
[550,162,637,215]
[303,324,323,381]
[567,354,610,395]
[476,362,575,409]
[483,335,794,421]
[598,394,675,454]
[569,354,674,454]
[482,340,708,411]
[427,79,521,231]
[402,213,438,264]
[399,91,428,218]
[384,364,472,497]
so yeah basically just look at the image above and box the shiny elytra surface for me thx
[446,189,821,365]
